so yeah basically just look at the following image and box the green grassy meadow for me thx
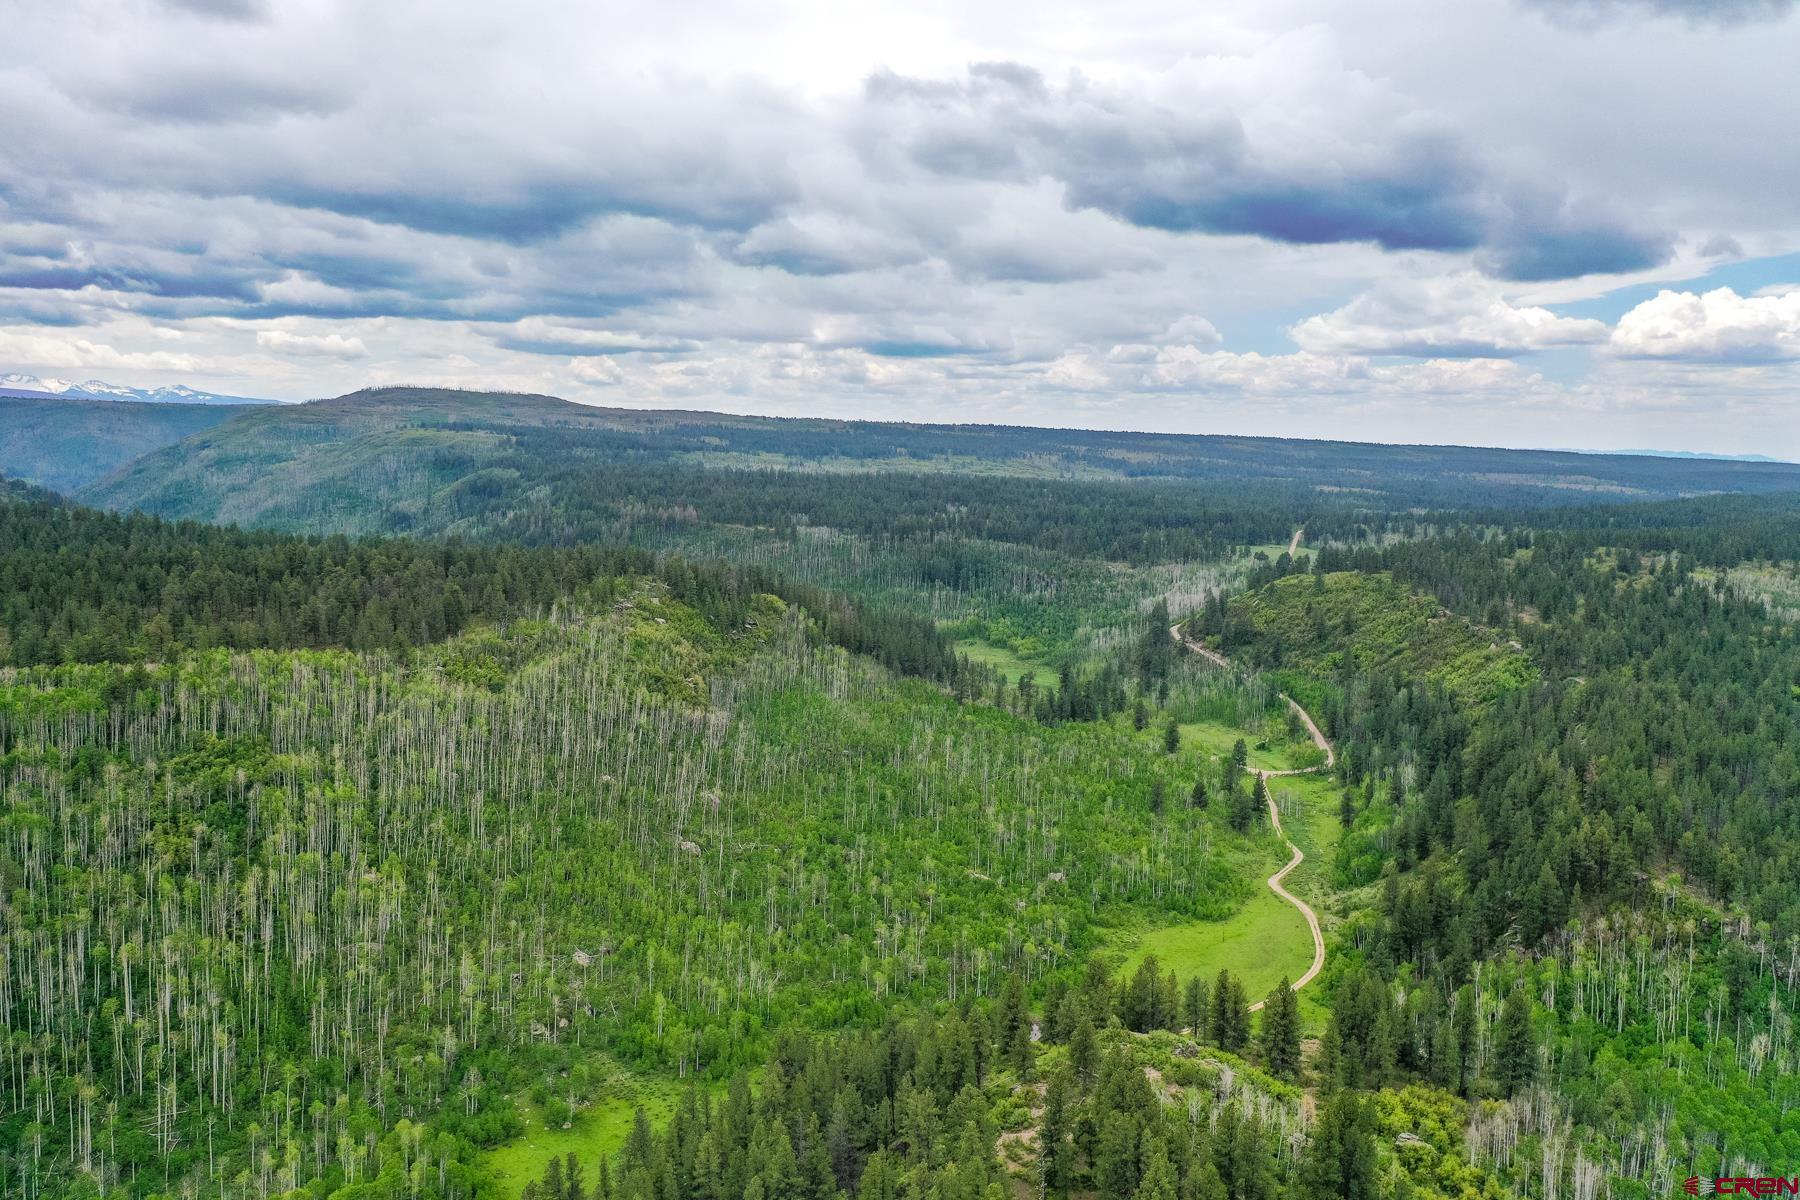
[1113,764,1344,1033]
[483,1071,700,1197]
[953,636,1056,690]
[1176,719,1301,771]
[1266,772,1344,1032]
[1113,876,1312,1005]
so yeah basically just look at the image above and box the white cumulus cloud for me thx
[1610,286,1800,362]
[255,329,368,357]
[0,326,213,372]
[1291,276,1608,357]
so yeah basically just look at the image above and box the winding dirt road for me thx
[1245,784,1325,1009]
[1279,695,1334,771]
[1168,614,1331,1008]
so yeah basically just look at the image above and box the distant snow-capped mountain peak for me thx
[0,374,84,394]
[0,373,273,406]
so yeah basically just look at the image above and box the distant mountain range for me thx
[56,386,1800,537]
[1551,445,1793,464]
[0,373,273,406]
[0,391,247,492]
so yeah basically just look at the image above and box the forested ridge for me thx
[1310,526,1800,924]
[61,385,1800,691]
[1197,569,1536,705]
[0,483,978,686]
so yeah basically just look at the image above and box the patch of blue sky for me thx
[1552,252,1800,323]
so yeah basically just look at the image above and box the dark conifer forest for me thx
[3,390,1799,1200]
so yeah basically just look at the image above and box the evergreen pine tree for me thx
[1000,975,1033,1077]
[1070,1016,1098,1088]
[1300,1091,1380,1200]
[1225,1107,1274,1200]
[1260,979,1301,1080]
[1181,975,1210,1035]
[1157,969,1179,1033]
[1133,1137,1178,1200]
[1208,970,1234,1047]
[1039,1068,1073,1196]
[1093,1112,1141,1200]
[1495,985,1535,1096]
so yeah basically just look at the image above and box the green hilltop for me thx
[1224,569,1535,704]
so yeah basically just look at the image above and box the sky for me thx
[2,0,1798,455]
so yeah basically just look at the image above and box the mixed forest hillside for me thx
[1195,568,1536,705]
[3,388,1800,1200]
[0,526,1316,1198]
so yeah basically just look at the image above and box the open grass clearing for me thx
[953,636,1056,691]
[482,1068,698,1197]
[1111,769,1344,1035]
[1177,720,1301,771]
[1112,865,1313,1007]
[1265,773,1345,1033]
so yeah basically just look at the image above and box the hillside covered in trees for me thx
[1271,524,1800,1192]
[0,571,1303,1198]
[1194,567,1537,705]
[0,482,978,685]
